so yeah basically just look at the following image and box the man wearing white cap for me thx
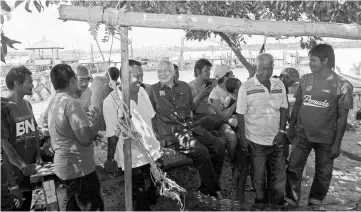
[208,65,238,164]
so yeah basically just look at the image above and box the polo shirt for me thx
[295,71,353,144]
[148,80,195,146]
[103,87,161,169]
[236,76,288,146]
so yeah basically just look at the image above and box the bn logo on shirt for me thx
[16,118,35,137]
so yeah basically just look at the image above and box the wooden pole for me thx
[120,26,133,211]
[58,5,361,40]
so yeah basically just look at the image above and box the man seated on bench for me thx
[148,59,225,199]
[103,60,162,211]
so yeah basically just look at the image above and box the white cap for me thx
[213,65,231,79]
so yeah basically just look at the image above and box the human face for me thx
[157,63,175,85]
[130,65,143,94]
[256,60,273,83]
[77,76,91,92]
[17,74,34,96]
[309,55,326,73]
[281,75,295,88]
[198,66,211,81]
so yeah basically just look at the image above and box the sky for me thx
[2,1,344,53]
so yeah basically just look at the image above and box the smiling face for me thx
[309,55,327,74]
[157,61,175,85]
[130,65,143,94]
[77,76,91,92]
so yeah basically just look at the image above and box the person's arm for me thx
[103,97,119,161]
[210,98,237,120]
[27,102,42,163]
[68,101,99,147]
[279,84,289,132]
[236,85,249,147]
[331,81,353,159]
[289,78,304,127]
[1,139,26,170]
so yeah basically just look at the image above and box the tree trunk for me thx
[58,5,361,40]
[217,32,256,78]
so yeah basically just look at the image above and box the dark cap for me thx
[281,68,300,82]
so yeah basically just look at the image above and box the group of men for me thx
[1,43,353,211]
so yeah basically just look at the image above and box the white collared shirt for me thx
[236,77,288,146]
[103,87,161,169]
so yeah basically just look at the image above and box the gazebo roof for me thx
[26,37,64,50]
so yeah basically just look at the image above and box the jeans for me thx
[285,137,334,205]
[132,164,158,211]
[168,128,225,195]
[250,142,285,205]
[62,171,104,211]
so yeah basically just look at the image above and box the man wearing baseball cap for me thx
[273,67,300,164]
[75,65,92,111]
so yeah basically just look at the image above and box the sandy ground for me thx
[31,127,361,211]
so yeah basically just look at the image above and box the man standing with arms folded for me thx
[284,44,353,210]
[47,64,104,211]
[236,53,288,205]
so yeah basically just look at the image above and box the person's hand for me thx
[287,125,296,143]
[239,137,252,154]
[329,144,341,159]
[41,137,54,157]
[35,154,43,166]
[87,106,100,124]
[273,132,285,146]
[228,117,238,127]
[199,84,212,98]
[20,163,38,176]
[9,187,23,209]
[104,159,118,174]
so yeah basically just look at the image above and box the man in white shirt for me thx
[103,60,161,211]
[236,53,288,205]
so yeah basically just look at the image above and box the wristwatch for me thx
[279,130,286,134]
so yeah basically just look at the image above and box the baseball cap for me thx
[76,65,91,79]
[213,65,231,79]
[281,68,300,82]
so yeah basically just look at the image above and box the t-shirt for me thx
[188,79,216,117]
[103,87,161,169]
[47,92,95,180]
[295,71,353,144]
[1,97,38,189]
[208,85,230,114]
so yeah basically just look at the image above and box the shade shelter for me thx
[58,4,361,211]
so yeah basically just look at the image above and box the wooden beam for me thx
[58,5,361,40]
[120,26,133,211]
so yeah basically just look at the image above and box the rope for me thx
[108,80,186,210]
[259,35,268,54]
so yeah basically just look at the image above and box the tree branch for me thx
[216,32,256,78]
